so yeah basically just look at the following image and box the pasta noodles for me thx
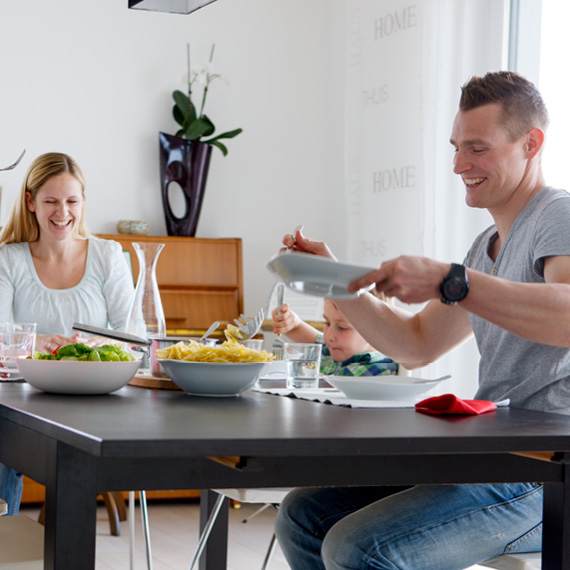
[224,323,245,341]
[156,338,274,363]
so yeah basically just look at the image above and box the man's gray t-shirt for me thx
[466,186,570,414]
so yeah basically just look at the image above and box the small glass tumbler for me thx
[241,339,264,352]
[5,322,37,351]
[284,343,322,390]
[0,330,36,380]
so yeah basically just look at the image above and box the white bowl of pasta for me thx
[155,339,273,397]
[157,360,270,396]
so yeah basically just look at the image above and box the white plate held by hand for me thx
[326,375,450,401]
[267,252,376,299]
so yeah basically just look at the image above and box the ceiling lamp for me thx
[128,0,217,15]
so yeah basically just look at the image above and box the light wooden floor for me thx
[19,500,492,570]
[20,499,289,570]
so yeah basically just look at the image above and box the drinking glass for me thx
[241,339,264,351]
[5,322,37,351]
[284,343,322,390]
[0,330,36,380]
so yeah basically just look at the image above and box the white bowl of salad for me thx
[16,343,140,395]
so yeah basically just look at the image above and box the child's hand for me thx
[272,303,301,335]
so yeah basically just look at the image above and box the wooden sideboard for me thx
[21,234,244,504]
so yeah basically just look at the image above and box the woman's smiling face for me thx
[26,172,85,241]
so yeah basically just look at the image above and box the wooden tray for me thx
[129,372,181,390]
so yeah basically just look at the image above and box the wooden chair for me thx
[38,491,127,536]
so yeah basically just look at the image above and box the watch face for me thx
[445,278,467,300]
[440,263,469,305]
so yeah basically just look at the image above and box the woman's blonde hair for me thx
[0,152,89,245]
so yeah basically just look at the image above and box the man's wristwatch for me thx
[440,263,469,305]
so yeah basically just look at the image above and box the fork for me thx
[0,149,26,172]
[272,283,286,357]
[233,281,280,340]
[233,309,265,341]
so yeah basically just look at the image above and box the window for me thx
[538,0,570,190]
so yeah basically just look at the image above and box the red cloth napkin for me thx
[415,393,497,415]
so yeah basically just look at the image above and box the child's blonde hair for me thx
[327,288,393,311]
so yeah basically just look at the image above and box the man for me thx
[274,71,570,569]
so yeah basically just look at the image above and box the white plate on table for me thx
[267,252,376,299]
[326,375,450,401]
[0,361,23,381]
[259,360,288,379]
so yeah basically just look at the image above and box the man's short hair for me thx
[459,71,549,140]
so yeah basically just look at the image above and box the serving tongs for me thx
[72,322,150,346]
[0,149,26,172]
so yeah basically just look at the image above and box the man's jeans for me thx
[0,463,23,515]
[274,483,543,570]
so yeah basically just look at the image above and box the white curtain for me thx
[344,0,507,397]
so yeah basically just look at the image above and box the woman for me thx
[0,152,135,513]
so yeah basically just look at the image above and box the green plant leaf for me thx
[206,128,243,142]
[172,90,197,127]
[199,114,216,137]
[184,117,216,140]
[172,90,189,121]
[208,139,229,156]
[173,106,186,128]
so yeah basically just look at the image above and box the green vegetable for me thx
[32,343,135,362]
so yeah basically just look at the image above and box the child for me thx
[271,294,398,376]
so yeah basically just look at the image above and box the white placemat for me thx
[253,386,416,408]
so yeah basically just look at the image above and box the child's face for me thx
[322,299,374,362]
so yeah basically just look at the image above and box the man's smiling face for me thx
[450,102,529,212]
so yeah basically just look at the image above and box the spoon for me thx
[276,283,285,338]
[200,320,220,341]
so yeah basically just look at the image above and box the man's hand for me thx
[348,256,449,305]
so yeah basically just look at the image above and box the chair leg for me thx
[37,503,45,525]
[140,490,153,570]
[113,491,128,521]
[129,492,135,570]
[101,492,121,537]
[38,492,126,537]
[127,491,153,570]
[260,533,278,570]
[188,493,226,570]
[242,503,272,524]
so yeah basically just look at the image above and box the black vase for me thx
[159,132,212,237]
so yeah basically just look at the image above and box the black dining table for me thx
[0,382,570,570]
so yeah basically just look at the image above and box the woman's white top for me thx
[0,237,135,335]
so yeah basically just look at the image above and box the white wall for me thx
[1,0,520,398]
[0,0,342,315]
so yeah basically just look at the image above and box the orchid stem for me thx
[187,42,193,118]
[200,43,215,117]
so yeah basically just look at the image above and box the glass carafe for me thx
[125,242,166,372]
